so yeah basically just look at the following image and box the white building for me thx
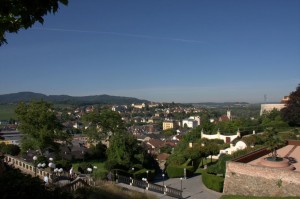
[182,116,200,128]
[211,140,247,159]
[201,129,241,143]
[182,119,198,128]
[188,116,201,125]
[260,104,286,115]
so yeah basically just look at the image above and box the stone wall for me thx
[223,161,300,197]
[4,155,50,179]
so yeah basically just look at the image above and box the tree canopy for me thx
[264,127,284,160]
[15,100,70,154]
[0,0,68,46]
[105,133,158,171]
[281,84,300,126]
[83,109,126,142]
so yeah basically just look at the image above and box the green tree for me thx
[83,109,126,142]
[281,84,300,126]
[15,100,70,155]
[199,113,215,134]
[206,143,220,163]
[161,129,176,136]
[160,145,173,154]
[0,0,68,45]
[106,133,158,171]
[1,144,20,156]
[265,127,284,160]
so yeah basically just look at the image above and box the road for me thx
[118,175,222,199]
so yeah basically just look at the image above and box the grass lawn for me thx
[195,158,218,174]
[72,160,108,179]
[72,160,107,172]
[0,104,17,120]
[221,196,300,199]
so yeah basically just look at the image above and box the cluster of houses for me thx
[0,101,244,169]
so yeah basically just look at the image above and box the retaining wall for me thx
[223,161,300,197]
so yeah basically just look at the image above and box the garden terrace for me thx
[223,140,300,197]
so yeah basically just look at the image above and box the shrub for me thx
[36,156,49,167]
[166,165,194,178]
[1,144,20,156]
[78,162,93,174]
[55,159,72,171]
[202,170,224,192]
[207,154,232,175]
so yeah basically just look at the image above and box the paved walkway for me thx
[118,175,222,199]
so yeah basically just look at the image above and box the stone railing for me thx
[61,177,90,192]
[4,154,50,179]
[117,174,182,198]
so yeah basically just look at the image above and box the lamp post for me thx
[54,168,58,176]
[162,173,165,187]
[33,156,37,176]
[48,158,56,180]
[146,170,149,181]
[180,177,183,192]
[82,150,84,162]
[142,178,147,193]
[87,167,92,174]
[132,167,135,179]
[59,168,63,176]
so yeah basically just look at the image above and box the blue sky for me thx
[1,0,299,103]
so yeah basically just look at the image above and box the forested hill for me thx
[0,92,148,105]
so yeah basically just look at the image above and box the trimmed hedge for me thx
[166,165,194,178]
[202,170,224,192]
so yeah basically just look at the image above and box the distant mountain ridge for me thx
[0,92,148,105]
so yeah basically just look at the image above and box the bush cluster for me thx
[207,155,231,175]
[0,143,20,156]
[202,170,224,192]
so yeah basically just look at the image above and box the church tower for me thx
[227,110,231,120]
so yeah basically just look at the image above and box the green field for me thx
[0,104,17,120]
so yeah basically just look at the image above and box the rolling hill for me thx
[0,92,148,105]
